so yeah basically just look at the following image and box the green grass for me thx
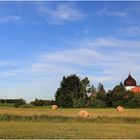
[0,103,14,108]
[0,108,140,139]
[0,121,140,139]
[0,114,140,124]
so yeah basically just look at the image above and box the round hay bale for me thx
[78,110,90,118]
[51,105,58,110]
[116,106,124,112]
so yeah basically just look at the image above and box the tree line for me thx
[55,74,140,108]
[1,74,140,108]
[0,98,54,108]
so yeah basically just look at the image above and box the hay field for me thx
[0,107,140,117]
[0,107,140,139]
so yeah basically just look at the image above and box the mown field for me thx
[0,107,140,139]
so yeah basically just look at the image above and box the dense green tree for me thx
[124,93,140,108]
[96,83,106,100]
[90,99,106,108]
[112,85,126,101]
[14,99,26,108]
[55,75,90,108]
[73,98,86,108]
[88,85,96,97]
[55,74,140,108]
[105,84,126,107]
[55,87,73,107]
[105,83,137,107]
[105,90,113,107]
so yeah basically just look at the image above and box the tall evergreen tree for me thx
[88,85,96,98]
[96,83,106,100]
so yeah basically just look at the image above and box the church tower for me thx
[124,73,136,90]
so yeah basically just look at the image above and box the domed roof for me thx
[124,73,136,86]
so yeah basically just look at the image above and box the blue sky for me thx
[0,1,140,101]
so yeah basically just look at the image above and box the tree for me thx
[30,99,54,106]
[105,90,114,107]
[55,87,73,107]
[112,84,126,102]
[88,85,96,97]
[73,98,86,108]
[90,99,106,108]
[81,77,90,99]
[105,83,134,107]
[96,83,106,100]
[14,99,26,108]
[55,74,90,108]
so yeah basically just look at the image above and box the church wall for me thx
[125,86,136,91]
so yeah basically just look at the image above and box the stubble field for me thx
[0,107,140,139]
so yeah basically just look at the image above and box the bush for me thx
[112,100,124,107]
[30,98,54,106]
[20,104,34,108]
[91,99,106,108]
[125,94,140,108]
[73,98,86,108]
[14,99,26,108]
[133,94,140,107]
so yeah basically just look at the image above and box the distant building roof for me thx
[130,87,140,93]
[124,73,136,87]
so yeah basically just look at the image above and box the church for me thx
[124,73,140,93]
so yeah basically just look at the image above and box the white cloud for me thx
[1,37,140,100]
[39,48,103,66]
[38,3,84,24]
[2,37,140,80]
[17,37,140,86]
[0,15,21,23]
[98,5,128,17]
[82,37,140,49]
[0,60,16,66]
[117,26,140,36]
[105,11,127,17]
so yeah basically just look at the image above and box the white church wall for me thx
[125,86,135,91]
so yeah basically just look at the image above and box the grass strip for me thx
[0,114,140,124]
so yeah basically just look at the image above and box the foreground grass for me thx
[0,108,140,139]
[0,121,140,139]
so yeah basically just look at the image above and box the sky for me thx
[0,1,140,101]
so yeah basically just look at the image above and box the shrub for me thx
[122,94,140,108]
[73,98,86,108]
[30,98,54,106]
[20,103,34,108]
[14,99,26,108]
[112,100,124,107]
[91,99,106,108]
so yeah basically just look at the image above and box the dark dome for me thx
[124,74,136,86]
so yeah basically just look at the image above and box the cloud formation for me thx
[38,3,84,24]
[98,6,128,17]
[0,15,21,23]
[117,26,140,36]
[1,2,140,100]
[2,37,140,86]
[1,36,140,100]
